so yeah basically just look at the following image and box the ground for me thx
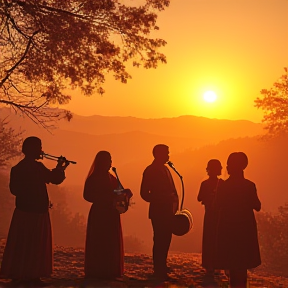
[0,240,287,287]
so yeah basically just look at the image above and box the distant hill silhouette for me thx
[1,107,263,139]
[58,113,264,140]
[3,108,287,253]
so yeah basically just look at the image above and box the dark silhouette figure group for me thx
[198,153,261,288]
[0,137,262,288]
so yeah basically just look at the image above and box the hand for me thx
[124,188,133,198]
[115,193,126,201]
[56,156,70,170]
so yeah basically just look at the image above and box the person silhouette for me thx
[83,151,132,280]
[140,144,179,280]
[214,152,261,288]
[0,136,68,286]
[197,159,223,277]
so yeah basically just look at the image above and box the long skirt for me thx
[0,208,52,279]
[215,219,261,270]
[84,204,124,279]
[201,209,218,269]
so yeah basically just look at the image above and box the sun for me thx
[203,90,217,103]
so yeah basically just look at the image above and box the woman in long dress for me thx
[214,152,261,288]
[83,151,129,280]
[197,159,223,276]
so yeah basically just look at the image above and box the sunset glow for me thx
[61,0,287,123]
[1,0,288,285]
[203,91,217,103]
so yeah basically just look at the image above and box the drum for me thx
[172,209,193,236]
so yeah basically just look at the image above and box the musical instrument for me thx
[167,161,193,236]
[111,167,133,214]
[41,152,77,169]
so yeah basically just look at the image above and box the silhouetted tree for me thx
[256,203,288,276]
[0,0,169,128]
[255,67,288,137]
[49,185,86,247]
[0,172,14,238]
[0,119,23,167]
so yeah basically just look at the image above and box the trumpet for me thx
[41,152,77,165]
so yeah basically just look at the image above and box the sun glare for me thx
[203,91,217,103]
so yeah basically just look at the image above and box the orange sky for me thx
[63,0,288,123]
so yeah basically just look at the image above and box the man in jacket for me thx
[140,144,179,280]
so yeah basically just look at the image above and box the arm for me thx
[197,182,204,203]
[9,167,19,196]
[50,168,66,184]
[140,170,153,202]
[40,162,66,185]
[83,177,96,203]
[197,181,212,205]
[83,175,114,204]
[251,183,261,212]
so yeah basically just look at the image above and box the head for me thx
[22,136,42,159]
[152,144,169,164]
[87,151,112,177]
[206,159,222,177]
[227,152,248,175]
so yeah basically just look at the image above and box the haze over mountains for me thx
[1,108,287,252]
[2,107,264,184]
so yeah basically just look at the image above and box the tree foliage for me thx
[0,0,170,127]
[255,67,288,137]
[0,172,14,238]
[256,203,288,276]
[0,118,23,167]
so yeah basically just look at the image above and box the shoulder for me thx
[11,159,30,173]
[12,159,25,169]
[85,174,95,184]
[143,164,154,175]
[244,178,256,189]
[220,178,231,188]
[244,178,255,184]
[200,179,209,187]
[109,173,117,181]
[109,172,116,178]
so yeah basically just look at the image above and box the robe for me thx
[83,172,124,279]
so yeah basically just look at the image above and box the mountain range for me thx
[1,108,287,252]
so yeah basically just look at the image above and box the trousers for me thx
[151,217,173,275]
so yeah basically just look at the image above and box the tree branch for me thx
[0,30,39,88]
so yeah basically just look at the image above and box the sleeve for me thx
[83,175,114,204]
[50,168,66,184]
[250,183,261,212]
[9,167,19,196]
[140,169,153,203]
[83,177,96,202]
[197,182,205,203]
[40,162,65,185]
[197,181,212,205]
